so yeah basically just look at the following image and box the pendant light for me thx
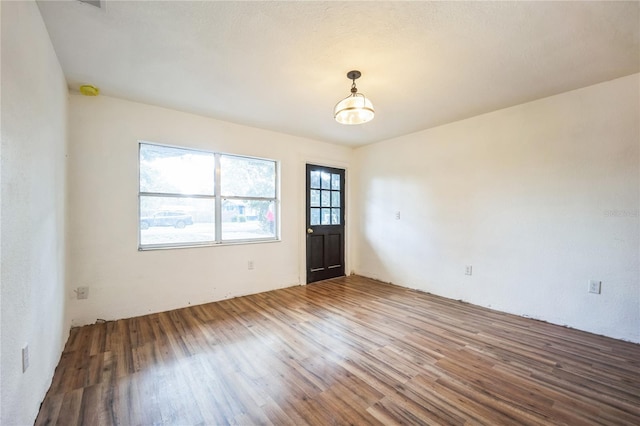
[334,70,374,125]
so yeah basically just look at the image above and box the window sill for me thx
[138,237,281,251]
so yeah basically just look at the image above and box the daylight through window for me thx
[139,142,278,249]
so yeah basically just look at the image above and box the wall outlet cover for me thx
[77,286,89,299]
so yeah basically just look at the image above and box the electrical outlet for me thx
[248,260,254,270]
[395,211,401,220]
[465,265,473,276]
[588,280,601,294]
[76,286,89,300]
[22,345,29,373]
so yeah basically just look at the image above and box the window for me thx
[139,142,278,249]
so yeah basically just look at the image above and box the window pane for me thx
[310,171,321,189]
[321,172,331,189]
[140,196,214,246]
[331,208,341,225]
[331,191,340,207]
[331,174,340,190]
[310,208,320,226]
[222,199,276,240]
[321,190,331,207]
[321,208,331,225]
[310,189,320,207]
[220,155,275,198]
[140,144,214,195]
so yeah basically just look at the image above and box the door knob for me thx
[307,228,314,234]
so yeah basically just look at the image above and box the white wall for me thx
[67,94,352,325]
[353,74,640,343]
[1,1,70,424]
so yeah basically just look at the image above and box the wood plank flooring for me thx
[36,275,640,425]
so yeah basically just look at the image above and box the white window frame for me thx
[138,141,280,250]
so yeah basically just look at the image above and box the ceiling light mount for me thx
[334,70,374,125]
[347,70,361,86]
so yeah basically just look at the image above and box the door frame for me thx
[298,159,350,285]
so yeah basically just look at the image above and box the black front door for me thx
[306,164,346,283]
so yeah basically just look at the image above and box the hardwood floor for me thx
[36,275,640,425]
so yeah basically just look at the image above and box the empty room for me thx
[2,1,639,425]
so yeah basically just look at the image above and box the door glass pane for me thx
[331,191,340,207]
[321,190,331,207]
[331,208,340,225]
[321,208,331,225]
[310,208,320,225]
[321,172,331,189]
[310,171,321,189]
[310,189,320,207]
[331,174,340,190]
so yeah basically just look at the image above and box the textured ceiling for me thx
[37,1,639,147]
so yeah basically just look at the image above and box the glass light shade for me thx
[334,94,375,125]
